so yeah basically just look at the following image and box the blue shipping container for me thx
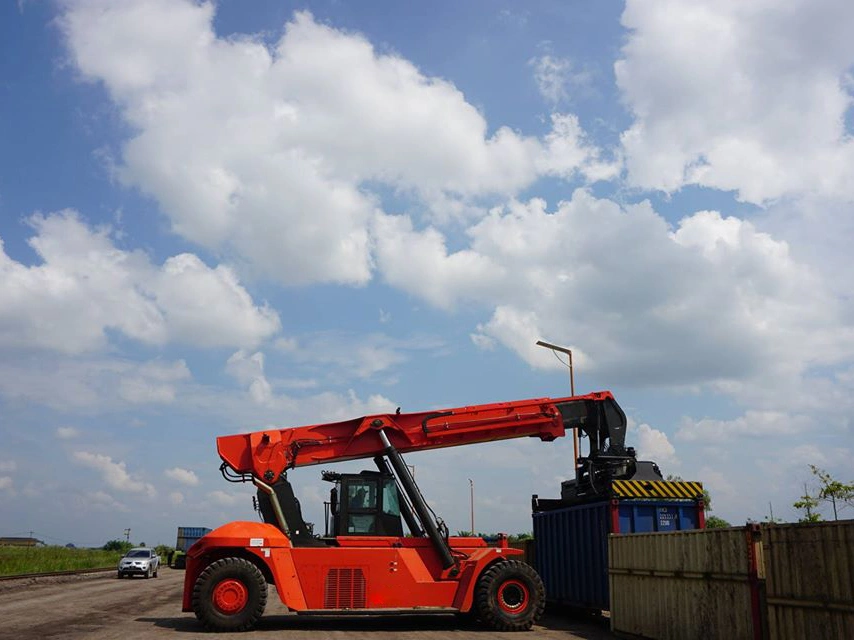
[177,526,211,538]
[533,498,703,610]
[176,526,212,552]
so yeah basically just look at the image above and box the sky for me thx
[1,0,852,548]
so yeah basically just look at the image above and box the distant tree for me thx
[809,465,854,521]
[705,516,731,529]
[103,539,132,553]
[154,544,174,557]
[454,532,532,542]
[793,484,822,523]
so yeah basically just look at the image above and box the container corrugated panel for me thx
[763,520,854,640]
[609,527,759,640]
[534,498,702,610]
[535,501,610,609]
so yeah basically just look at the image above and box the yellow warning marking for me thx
[611,480,704,499]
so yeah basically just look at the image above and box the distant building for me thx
[0,537,44,547]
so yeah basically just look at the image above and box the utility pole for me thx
[469,479,475,535]
[536,340,578,470]
[124,528,131,544]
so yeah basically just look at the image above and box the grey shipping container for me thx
[533,498,703,610]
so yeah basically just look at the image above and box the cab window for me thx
[382,478,400,516]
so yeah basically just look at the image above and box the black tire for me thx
[145,566,152,579]
[474,560,545,632]
[117,572,123,579]
[192,557,267,632]
[154,566,158,578]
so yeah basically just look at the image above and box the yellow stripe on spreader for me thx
[611,480,704,499]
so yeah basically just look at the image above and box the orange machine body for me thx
[182,391,618,618]
[182,521,519,614]
[215,391,615,482]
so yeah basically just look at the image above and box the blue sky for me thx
[1,0,853,547]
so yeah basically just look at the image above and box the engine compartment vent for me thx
[323,567,366,609]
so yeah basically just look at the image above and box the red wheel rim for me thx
[497,579,529,613]
[212,578,248,614]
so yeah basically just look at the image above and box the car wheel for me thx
[192,557,267,632]
[145,566,152,579]
[474,560,545,632]
[154,566,159,578]
[117,572,123,579]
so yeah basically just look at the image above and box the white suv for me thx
[117,547,160,579]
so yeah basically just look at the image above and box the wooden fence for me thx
[606,520,854,639]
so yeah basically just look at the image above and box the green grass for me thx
[0,546,123,576]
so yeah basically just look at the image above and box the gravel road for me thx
[0,567,614,639]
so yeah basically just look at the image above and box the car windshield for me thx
[126,550,151,558]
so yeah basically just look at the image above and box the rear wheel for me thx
[474,560,545,632]
[192,557,267,632]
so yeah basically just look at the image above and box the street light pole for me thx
[536,340,578,470]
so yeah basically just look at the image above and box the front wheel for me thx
[192,557,267,632]
[474,560,545,632]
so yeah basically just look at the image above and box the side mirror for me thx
[330,487,339,516]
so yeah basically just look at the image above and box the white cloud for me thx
[0,211,279,353]
[677,411,812,443]
[226,350,273,405]
[0,460,16,473]
[82,490,128,512]
[634,423,677,465]
[169,491,184,505]
[118,360,190,404]
[473,306,583,372]
[61,3,615,285]
[56,426,80,439]
[164,467,199,486]
[695,467,739,512]
[531,54,572,105]
[529,55,594,105]
[0,356,192,410]
[373,212,504,309]
[208,490,244,507]
[407,189,854,389]
[72,451,155,497]
[616,0,854,203]
[274,331,443,382]
[537,114,621,182]
[0,476,12,491]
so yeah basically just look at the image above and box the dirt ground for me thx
[0,567,615,640]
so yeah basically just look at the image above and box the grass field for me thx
[0,546,122,576]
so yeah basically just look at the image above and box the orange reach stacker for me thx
[183,390,635,632]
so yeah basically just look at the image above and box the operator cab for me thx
[323,470,404,537]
